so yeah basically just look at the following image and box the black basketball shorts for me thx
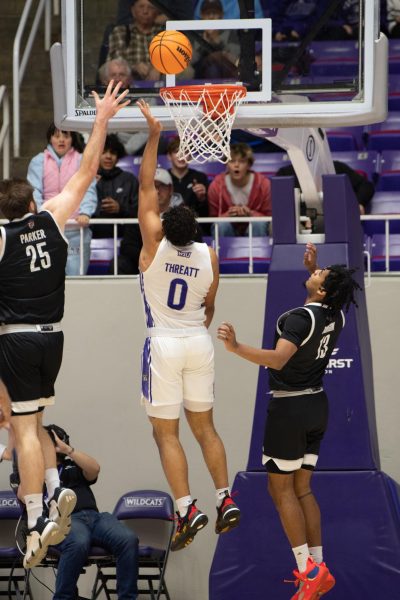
[262,390,329,474]
[0,331,64,415]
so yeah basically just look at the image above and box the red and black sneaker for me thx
[289,558,330,600]
[215,492,241,534]
[171,500,208,552]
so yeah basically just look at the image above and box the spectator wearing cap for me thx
[109,168,186,275]
[167,137,209,222]
[208,142,271,237]
[93,135,139,239]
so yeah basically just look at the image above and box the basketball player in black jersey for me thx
[0,81,129,568]
[218,243,360,600]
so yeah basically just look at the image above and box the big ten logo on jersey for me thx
[19,224,51,272]
[124,497,166,507]
[325,347,354,375]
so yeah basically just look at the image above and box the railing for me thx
[0,86,10,179]
[13,0,55,157]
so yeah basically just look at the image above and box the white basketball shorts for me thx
[141,333,215,419]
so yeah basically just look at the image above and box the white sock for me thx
[45,468,60,500]
[292,543,310,573]
[216,487,230,507]
[176,495,192,517]
[309,545,323,564]
[25,494,44,529]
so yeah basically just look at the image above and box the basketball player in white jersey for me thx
[136,99,240,551]
[0,82,130,568]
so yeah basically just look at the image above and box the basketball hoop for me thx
[160,84,247,164]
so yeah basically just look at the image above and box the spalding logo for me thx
[124,497,166,507]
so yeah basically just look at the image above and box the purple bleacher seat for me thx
[388,92,400,111]
[310,60,358,78]
[369,112,400,132]
[156,155,170,169]
[113,489,173,521]
[218,236,273,274]
[363,191,400,235]
[331,150,378,179]
[252,152,289,175]
[370,234,400,271]
[376,171,400,191]
[117,155,142,177]
[389,39,400,56]
[309,41,358,60]
[389,61,400,75]
[0,491,22,519]
[187,161,225,178]
[389,75,400,92]
[367,131,400,151]
[88,238,120,275]
[326,131,358,151]
[380,149,400,171]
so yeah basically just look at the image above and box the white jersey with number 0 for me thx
[140,237,213,330]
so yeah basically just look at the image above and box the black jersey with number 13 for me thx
[0,211,68,324]
[268,302,345,392]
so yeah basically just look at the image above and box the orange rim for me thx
[160,84,247,102]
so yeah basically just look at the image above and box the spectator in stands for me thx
[275,160,375,216]
[110,168,186,274]
[107,0,163,81]
[94,135,139,239]
[35,425,138,600]
[117,0,195,23]
[318,0,360,40]
[208,143,272,236]
[194,0,263,19]
[98,57,133,89]
[27,124,97,275]
[387,0,400,37]
[192,0,240,79]
[167,137,209,220]
[268,1,324,41]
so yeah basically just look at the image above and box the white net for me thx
[160,85,246,164]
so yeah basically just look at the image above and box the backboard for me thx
[51,0,387,132]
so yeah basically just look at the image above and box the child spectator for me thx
[27,124,97,275]
[208,143,271,236]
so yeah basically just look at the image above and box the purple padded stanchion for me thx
[210,471,400,600]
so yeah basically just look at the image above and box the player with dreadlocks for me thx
[217,242,361,600]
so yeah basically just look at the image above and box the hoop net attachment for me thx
[160,84,247,164]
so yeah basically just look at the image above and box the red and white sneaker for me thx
[171,500,208,551]
[290,557,330,600]
[215,492,241,534]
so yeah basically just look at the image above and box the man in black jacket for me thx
[94,134,138,238]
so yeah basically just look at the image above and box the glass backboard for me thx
[51,0,387,131]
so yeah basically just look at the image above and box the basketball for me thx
[149,30,192,75]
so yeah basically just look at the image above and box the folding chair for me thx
[0,491,32,599]
[91,490,174,600]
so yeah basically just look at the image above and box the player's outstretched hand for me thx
[92,80,130,122]
[137,99,163,134]
[304,242,318,274]
[217,322,239,352]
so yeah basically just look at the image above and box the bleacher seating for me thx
[363,192,400,235]
[88,238,121,275]
[217,236,273,274]
[331,150,378,181]
[370,234,400,271]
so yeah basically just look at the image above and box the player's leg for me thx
[293,468,321,550]
[183,334,240,534]
[11,412,59,568]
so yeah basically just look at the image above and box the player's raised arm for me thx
[136,100,164,254]
[42,81,130,228]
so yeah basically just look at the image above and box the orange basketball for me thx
[149,30,192,75]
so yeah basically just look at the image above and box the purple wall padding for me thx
[247,175,379,470]
[209,471,400,600]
